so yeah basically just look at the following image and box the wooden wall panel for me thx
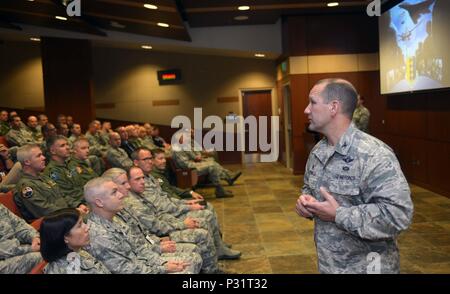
[360,71,386,135]
[276,80,286,165]
[40,37,95,131]
[284,14,378,56]
[289,74,309,137]
[282,16,308,57]
[427,92,450,142]
[427,141,450,195]
[282,12,450,196]
[386,94,427,138]
[293,134,307,174]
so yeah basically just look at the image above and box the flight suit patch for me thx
[22,187,34,198]
[50,171,59,181]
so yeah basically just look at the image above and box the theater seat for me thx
[0,191,22,217]
[103,156,112,170]
[29,261,48,274]
[0,136,8,147]
[30,217,43,231]
[166,157,198,189]
[0,191,41,229]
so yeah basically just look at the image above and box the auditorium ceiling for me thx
[0,0,372,42]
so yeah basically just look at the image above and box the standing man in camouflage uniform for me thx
[296,78,413,274]
[0,204,42,273]
[106,132,133,170]
[0,110,10,136]
[43,136,89,212]
[84,177,201,274]
[13,144,87,222]
[352,95,370,133]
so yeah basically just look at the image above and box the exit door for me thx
[242,90,272,162]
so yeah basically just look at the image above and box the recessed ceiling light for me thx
[27,0,35,2]
[238,6,250,11]
[30,37,40,42]
[327,2,339,7]
[144,4,158,10]
[141,45,153,50]
[234,15,249,21]
[255,53,265,58]
[55,16,68,21]
[157,22,169,28]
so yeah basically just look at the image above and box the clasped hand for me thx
[295,187,339,222]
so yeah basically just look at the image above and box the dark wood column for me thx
[41,37,95,130]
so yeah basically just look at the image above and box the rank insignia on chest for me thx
[342,156,354,164]
[21,187,34,198]
[47,180,57,187]
[66,171,73,178]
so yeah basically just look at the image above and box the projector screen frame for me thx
[378,0,450,95]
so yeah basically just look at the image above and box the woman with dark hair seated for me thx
[40,208,110,274]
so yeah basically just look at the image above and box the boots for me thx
[215,185,233,198]
[226,171,242,186]
[218,246,241,260]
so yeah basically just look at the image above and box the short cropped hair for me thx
[84,177,113,204]
[315,78,358,118]
[17,144,41,164]
[40,208,80,262]
[151,148,165,157]
[102,168,126,182]
[127,166,142,180]
[130,147,151,161]
[73,137,89,149]
[46,135,67,149]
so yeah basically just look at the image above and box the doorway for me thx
[241,89,273,163]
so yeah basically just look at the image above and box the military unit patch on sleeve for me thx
[21,186,34,198]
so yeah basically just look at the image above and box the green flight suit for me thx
[67,156,99,186]
[14,172,69,222]
[43,159,85,208]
